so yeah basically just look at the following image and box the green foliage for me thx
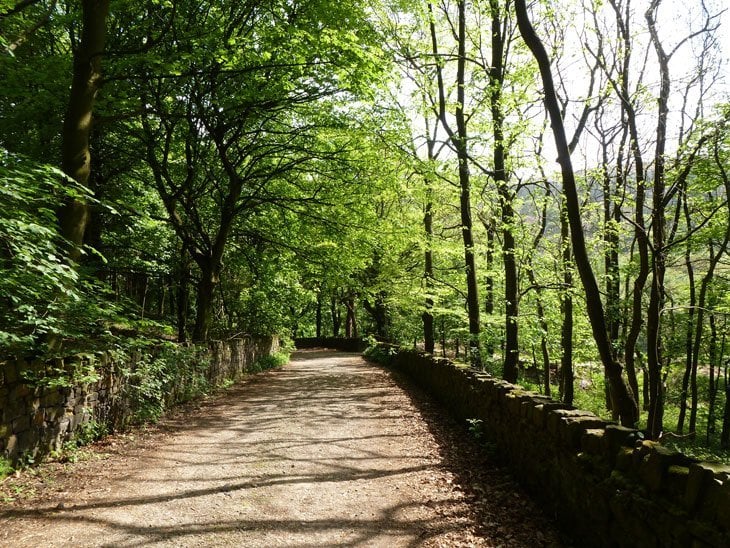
[466,418,484,441]
[249,350,290,374]
[363,340,397,365]
[122,342,209,424]
[0,151,89,353]
[0,457,13,481]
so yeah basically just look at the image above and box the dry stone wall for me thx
[0,336,277,464]
[385,349,730,548]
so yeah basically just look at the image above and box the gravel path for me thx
[1,350,567,547]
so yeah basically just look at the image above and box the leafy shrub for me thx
[249,350,289,373]
[123,342,209,424]
[363,341,397,365]
[0,457,13,481]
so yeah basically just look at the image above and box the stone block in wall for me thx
[632,442,696,494]
[32,410,44,427]
[605,424,639,462]
[11,414,31,433]
[666,465,690,500]
[4,361,19,383]
[17,429,39,452]
[557,413,607,449]
[581,428,606,455]
[686,462,730,515]
[532,401,571,429]
[40,389,63,407]
[6,434,17,456]
[44,406,64,422]
[638,443,676,492]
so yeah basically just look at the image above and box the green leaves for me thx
[0,151,89,351]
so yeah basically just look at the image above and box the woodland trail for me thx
[1,350,567,547]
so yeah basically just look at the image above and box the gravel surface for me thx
[1,349,569,547]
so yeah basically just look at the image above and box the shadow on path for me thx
[1,350,568,547]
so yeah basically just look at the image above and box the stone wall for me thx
[385,349,730,548]
[0,336,278,464]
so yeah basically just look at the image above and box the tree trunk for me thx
[331,295,341,337]
[423,129,436,354]
[345,297,357,338]
[58,0,110,262]
[645,0,670,439]
[706,313,719,443]
[722,365,730,449]
[677,227,695,434]
[488,0,517,380]
[429,0,480,367]
[192,261,218,342]
[515,0,638,425]
[485,216,496,357]
[316,292,322,338]
[560,201,574,405]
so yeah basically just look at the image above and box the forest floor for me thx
[0,350,570,547]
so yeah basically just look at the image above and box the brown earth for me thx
[0,350,569,547]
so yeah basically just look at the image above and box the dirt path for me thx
[1,350,567,547]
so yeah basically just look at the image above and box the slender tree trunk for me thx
[515,0,638,425]
[722,365,730,449]
[485,216,495,348]
[429,0,480,367]
[489,0,517,381]
[423,126,436,354]
[59,0,110,262]
[606,0,648,409]
[706,313,719,442]
[677,235,696,433]
[345,297,357,338]
[560,200,574,405]
[331,295,341,337]
[454,0,481,366]
[316,292,322,338]
[645,0,670,438]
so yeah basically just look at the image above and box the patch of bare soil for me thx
[0,350,569,547]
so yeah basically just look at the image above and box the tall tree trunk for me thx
[59,0,110,262]
[560,200,574,405]
[525,183,551,395]
[485,216,496,357]
[423,118,436,354]
[645,0,670,438]
[429,0,481,367]
[605,0,648,409]
[489,0,517,381]
[515,0,638,425]
[423,195,436,352]
[454,0,481,366]
[677,230,696,434]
